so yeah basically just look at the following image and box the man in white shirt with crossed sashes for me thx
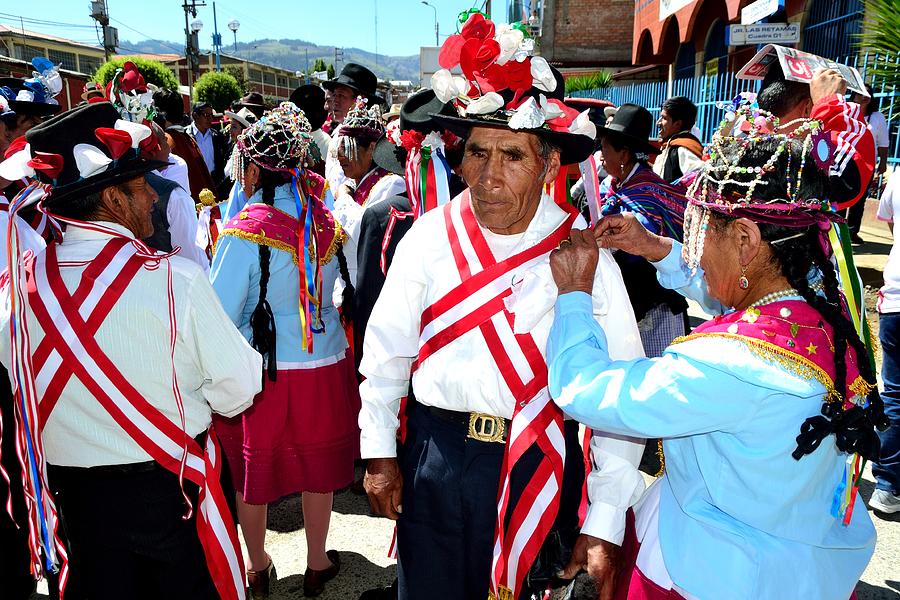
[358,12,646,600]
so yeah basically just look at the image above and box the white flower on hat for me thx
[73,143,112,179]
[514,38,535,63]
[114,119,152,149]
[464,92,504,116]
[531,57,556,93]
[0,144,35,181]
[509,97,545,130]
[568,109,597,140]
[538,94,564,121]
[431,69,468,104]
[422,130,445,151]
[495,25,525,66]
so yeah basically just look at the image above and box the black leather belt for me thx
[425,404,510,444]
[49,432,208,476]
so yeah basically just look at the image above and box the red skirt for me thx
[213,353,361,504]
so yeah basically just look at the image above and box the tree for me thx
[94,56,179,90]
[327,63,336,79]
[193,71,243,111]
[223,65,250,95]
[312,58,327,73]
[564,71,613,94]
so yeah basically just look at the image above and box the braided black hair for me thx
[336,246,355,327]
[249,170,291,382]
[711,137,888,461]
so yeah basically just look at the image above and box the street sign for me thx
[726,23,800,46]
[741,0,783,24]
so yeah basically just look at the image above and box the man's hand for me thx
[559,534,622,600]
[336,181,357,201]
[364,458,403,520]
[594,213,672,262]
[550,229,599,295]
[810,67,847,105]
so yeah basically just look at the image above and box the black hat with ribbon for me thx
[0,102,166,204]
[323,63,379,102]
[373,89,460,176]
[289,84,328,131]
[595,103,660,156]
[426,12,595,165]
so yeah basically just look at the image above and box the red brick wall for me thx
[541,0,635,66]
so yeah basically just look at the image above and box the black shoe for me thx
[359,579,398,600]
[850,233,864,245]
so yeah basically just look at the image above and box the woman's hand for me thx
[550,229,599,295]
[336,181,357,201]
[593,213,672,262]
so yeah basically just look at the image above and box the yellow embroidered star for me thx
[806,343,817,355]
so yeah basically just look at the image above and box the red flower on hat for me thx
[399,130,426,152]
[26,152,64,180]
[4,136,27,160]
[120,61,147,94]
[438,12,497,69]
[545,100,581,132]
[139,133,160,155]
[95,127,133,160]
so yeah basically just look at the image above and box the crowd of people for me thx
[0,9,896,600]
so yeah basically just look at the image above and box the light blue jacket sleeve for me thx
[209,233,255,328]
[547,292,759,438]
[652,241,727,315]
[221,183,249,224]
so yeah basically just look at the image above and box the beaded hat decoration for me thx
[231,101,314,187]
[334,96,385,163]
[681,92,841,270]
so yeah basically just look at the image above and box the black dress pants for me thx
[397,402,584,600]
[47,462,218,600]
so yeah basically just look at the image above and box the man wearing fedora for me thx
[237,91,267,120]
[323,63,379,133]
[0,102,261,598]
[358,12,644,600]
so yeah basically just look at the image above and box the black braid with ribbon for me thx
[249,182,278,382]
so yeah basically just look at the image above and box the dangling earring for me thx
[738,265,749,289]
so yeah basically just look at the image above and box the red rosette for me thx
[474,63,508,94]
[26,152,64,180]
[4,136,27,160]
[120,61,147,93]
[94,127,134,160]
[438,34,468,69]
[399,130,426,152]
[460,12,495,41]
[545,99,581,132]
[461,38,501,84]
[139,132,161,155]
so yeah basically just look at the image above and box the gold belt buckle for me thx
[468,412,506,443]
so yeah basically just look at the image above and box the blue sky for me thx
[0,1,515,57]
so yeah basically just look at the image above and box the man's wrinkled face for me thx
[111,176,159,239]
[328,85,356,123]
[459,127,560,235]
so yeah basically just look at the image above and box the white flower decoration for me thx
[422,130,445,150]
[73,143,112,179]
[509,97,545,130]
[531,57,556,93]
[464,92,504,116]
[114,119,152,148]
[431,69,468,104]
[0,145,35,181]
[568,110,597,140]
[538,95,564,121]
[495,25,525,66]
[514,38,535,62]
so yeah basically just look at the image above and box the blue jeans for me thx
[875,312,900,493]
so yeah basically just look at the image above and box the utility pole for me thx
[89,0,118,62]
[334,47,343,69]
[183,0,206,99]
[212,2,222,71]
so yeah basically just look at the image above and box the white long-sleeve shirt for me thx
[359,193,646,544]
[164,179,210,273]
[0,222,262,467]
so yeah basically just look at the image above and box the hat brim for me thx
[595,126,660,155]
[224,111,250,128]
[322,79,379,103]
[8,100,61,117]
[372,136,407,176]
[44,158,169,205]
[431,113,596,166]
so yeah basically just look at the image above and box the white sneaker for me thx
[869,489,900,514]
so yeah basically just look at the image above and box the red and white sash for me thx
[23,225,246,599]
[413,192,575,600]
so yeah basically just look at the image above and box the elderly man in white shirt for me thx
[358,23,645,599]
[0,102,260,599]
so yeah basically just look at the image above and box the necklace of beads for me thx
[750,288,799,307]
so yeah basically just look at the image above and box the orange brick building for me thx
[530,0,636,68]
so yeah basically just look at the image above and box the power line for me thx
[0,12,95,29]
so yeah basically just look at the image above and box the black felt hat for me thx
[323,63,378,101]
[289,84,328,131]
[19,102,167,204]
[595,103,660,156]
[0,77,62,118]
[373,89,459,176]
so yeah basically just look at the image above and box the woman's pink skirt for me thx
[213,353,360,504]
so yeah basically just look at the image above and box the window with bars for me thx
[48,49,77,71]
[248,68,262,82]
[263,72,275,85]
[15,44,45,62]
[78,55,102,74]
[277,76,288,87]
